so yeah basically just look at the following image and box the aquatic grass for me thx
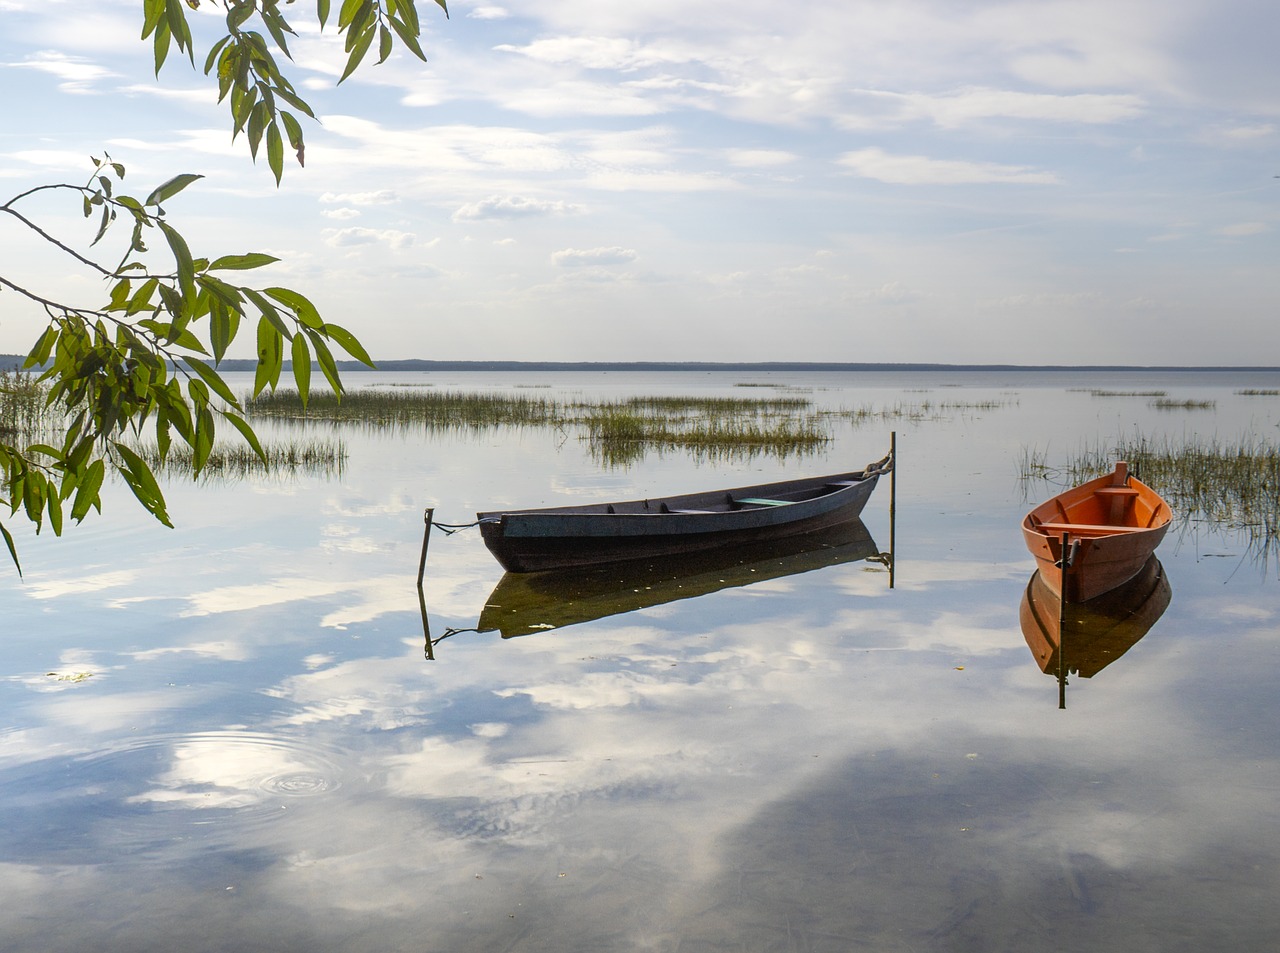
[1085,389,1168,397]
[1237,389,1280,396]
[1151,398,1216,411]
[0,369,59,442]
[582,410,831,468]
[246,388,562,430]
[131,438,348,481]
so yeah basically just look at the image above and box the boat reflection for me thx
[424,518,887,654]
[1019,555,1172,708]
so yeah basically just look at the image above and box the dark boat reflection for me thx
[1020,555,1172,707]
[436,518,886,645]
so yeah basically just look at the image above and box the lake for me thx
[3,369,1279,952]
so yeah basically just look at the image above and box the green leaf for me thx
[220,409,267,463]
[378,24,393,64]
[192,405,215,474]
[323,322,375,366]
[265,286,322,329]
[0,521,20,577]
[144,172,204,207]
[114,443,172,526]
[208,252,279,271]
[267,121,284,184]
[318,0,332,28]
[70,459,105,523]
[46,488,64,537]
[254,316,284,395]
[291,332,311,408]
[158,220,196,298]
[339,23,375,82]
[182,356,242,408]
[24,326,59,369]
[388,13,427,60]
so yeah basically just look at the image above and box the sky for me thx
[1,0,1277,365]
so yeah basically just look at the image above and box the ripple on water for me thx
[1,730,356,861]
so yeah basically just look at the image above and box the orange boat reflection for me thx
[1020,555,1171,707]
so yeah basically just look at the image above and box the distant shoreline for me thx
[4,355,1279,373]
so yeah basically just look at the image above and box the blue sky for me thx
[1,0,1277,364]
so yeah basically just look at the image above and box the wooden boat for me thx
[477,518,884,638]
[1021,462,1171,603]
[1020,555,1171,682]
[477,451,892,573]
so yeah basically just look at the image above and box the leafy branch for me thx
[144,0,448,183]
[0,157,373,573]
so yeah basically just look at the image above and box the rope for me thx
[425,516,499,535]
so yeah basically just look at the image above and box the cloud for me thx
[321,207,361,220]
[495,36,694,71]
[841,86,1145,130]
[10,51,115,92]
[1216,222,1269,237]
[323,227,415,249]
[452,195,581,222]
[319,189,398,206]
[837,148,1060,185]
[1218,123,1276,141]
[467,5,510,19]
[724,149,799,168]
[552,246,639,267]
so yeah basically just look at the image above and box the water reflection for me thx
[1019,556,1172,707]
[424,518,888,651]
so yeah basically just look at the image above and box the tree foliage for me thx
[0,1,447,573]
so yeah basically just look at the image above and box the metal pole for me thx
[1058,531,1070,709]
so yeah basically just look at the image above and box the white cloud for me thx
[841,86,1145,130]
[837,148,1061,186]
[552,246,638,267]
[319,190,398,206]
[1216,222,1269,237]
[323,226,416,249]
[452,195,580,222]
[321,207,361,220]
[468,5,510,19]
[10,51,115,91]
[724,148,798,168]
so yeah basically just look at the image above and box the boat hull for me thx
[478,457,889,573]
[1021,463,1171,602]
[478,518,882,638]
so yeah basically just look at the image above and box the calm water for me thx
[3,370,1279,952]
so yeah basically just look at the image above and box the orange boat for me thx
[1021,462,1171,603]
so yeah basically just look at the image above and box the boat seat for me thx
[1095,487,1139,497]
[1034,521,1146,536]
[736,497,791,507]
[658,502,714,514]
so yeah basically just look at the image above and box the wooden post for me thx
[419,508,434,661]
[889,431,896,590]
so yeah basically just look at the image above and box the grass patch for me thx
[1084,389,1168,397]
[1237,389,1280,396]
[132,439,347,480]
[1151,398,1216,411]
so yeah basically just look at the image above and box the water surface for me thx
[3,370,1279,952]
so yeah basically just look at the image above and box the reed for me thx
[582,410,830,467]
[1237,389,1280,396]
[1150,398,1216,411]
[0,369,58,441]
[131,438,348,480]
[246,388,561,430]
[1084,389,1168,397]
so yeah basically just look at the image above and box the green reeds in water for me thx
[1151,398,1216,411]
[0,369,58,442]
[246,388,561,430]
[131,439,347,481]
[582,410,831,468]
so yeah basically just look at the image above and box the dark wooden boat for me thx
[477,451,892,573]
[1021,461,1171,603]
[477,518,884,638]
[1020,555,1171,682]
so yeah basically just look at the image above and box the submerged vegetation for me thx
[246,387,1011,466]
[1151,398,1216,411]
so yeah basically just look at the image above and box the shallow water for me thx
[3,370,1279,952]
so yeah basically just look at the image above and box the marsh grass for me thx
[1081,389,1168,397]
[0,369,58,442]
[1151,398,1216,411]
[1237,389,1280,396]
[133,439,347,481]
[583,411,830,467]
[247,388,562,430]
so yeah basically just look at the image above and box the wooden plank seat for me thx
[1094,487,1140,497]
[735,497,791,507]
[1033,521,1147,536]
